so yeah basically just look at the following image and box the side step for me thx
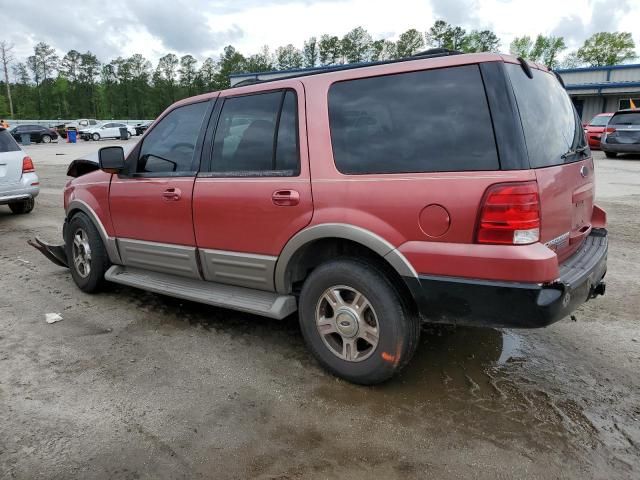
[105,265,297,319]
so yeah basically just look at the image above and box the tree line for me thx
[0,21,636,120]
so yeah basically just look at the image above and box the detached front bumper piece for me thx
[412,229,608,328]
[27,237,68,268]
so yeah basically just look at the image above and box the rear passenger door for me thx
[192,83,313,291]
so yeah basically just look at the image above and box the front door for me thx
[109,99,213,278]
[192,84,313,291]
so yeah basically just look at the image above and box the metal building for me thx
[557,64,640,122]
[229,61,640,124]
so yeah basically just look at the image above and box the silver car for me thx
[0,127,39,214]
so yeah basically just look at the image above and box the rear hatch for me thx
[605,110,640,145]
[0,129,24,187]
[506,63,594,262]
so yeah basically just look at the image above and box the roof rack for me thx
[231,48,464,88]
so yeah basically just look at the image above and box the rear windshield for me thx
[589,115,611,126]
[506,63,586,168]
[0,129,20,153]
[328,65,499,174]
[610,112,640,125]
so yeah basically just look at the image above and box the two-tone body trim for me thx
[66,199,122,264]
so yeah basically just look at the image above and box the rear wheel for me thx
[605,152,617,158]
[41,134,51,144]
[65,213,110,292]
[298,258,420,385]
[92,132,100,141]
[9,197,35,214]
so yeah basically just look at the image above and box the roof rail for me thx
[231,48,468,88]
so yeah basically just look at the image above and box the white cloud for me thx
[0,0,638,67]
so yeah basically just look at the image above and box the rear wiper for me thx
[561,146,588,160]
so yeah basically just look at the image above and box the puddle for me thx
[314,326,600,457]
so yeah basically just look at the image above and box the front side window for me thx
[137,101,209,174]
[328,65,499,174]
[211,90,299,175]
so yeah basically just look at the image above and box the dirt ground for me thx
[1,142,639,479]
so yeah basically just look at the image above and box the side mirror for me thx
[98,146,125,173]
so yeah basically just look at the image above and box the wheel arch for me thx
[66,199,122,264]
[274,224,419,308]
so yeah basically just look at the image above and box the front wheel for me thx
[299,258,420,385]
[92,132,100,141]
[65,213,110,292]
[41,134,51,144]
[9,197,35,214]
[604,151,617,158]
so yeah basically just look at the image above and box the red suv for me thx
[33,52,608,384]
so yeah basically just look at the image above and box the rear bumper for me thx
[408,229,608,328]
[0,173,40,205]
[600,142,640,153]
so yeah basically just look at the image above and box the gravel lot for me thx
[1,142,639,479]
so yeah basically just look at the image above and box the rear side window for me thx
[211,90,300,175]
[328,65,499,174]
[506,64,585,168]
[137,101,209,174]
[609,112,640,125]
[0,130,20,153]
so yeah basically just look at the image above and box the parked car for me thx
[31,52,608,385]
[79,123,136,141]
[0,127,39,214]
[600,109,640,158]
[584,113,613,150]
[66,119,99,130]
[135,121,153,136]
[10,124,58,144]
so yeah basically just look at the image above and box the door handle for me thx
[162,187,182,201]
[272,190,300,206]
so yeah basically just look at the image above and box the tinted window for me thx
[0,130,20,152]
[610,112,640,125]
[506,64,586,168]
[137,101,209,174]
[589,115,611,126]
[328,65,498,174]
[275,91,298,172]
[212,90,299,175]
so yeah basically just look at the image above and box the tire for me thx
[41,134,51,144]
[8,197,35,214]
[92,132,100,141]
[65,212,110,293]
[298,258,420,385]
[605,152,617,158]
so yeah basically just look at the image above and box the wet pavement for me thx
[0,145,639,479]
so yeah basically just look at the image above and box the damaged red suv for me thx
[33,51,608,384]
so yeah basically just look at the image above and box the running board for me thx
[105,265,297,319]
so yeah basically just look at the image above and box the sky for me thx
[0,0,638,67]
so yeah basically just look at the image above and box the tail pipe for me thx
[589,281,606,299]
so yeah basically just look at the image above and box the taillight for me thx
[476,181,540,245]
[606,126,617,134]
[22,156,35,173]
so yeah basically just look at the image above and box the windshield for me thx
[610,112,640,125]
[589,115,611,127]
[506,63,587,168]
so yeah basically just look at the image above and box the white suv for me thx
[0,127,39,214]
